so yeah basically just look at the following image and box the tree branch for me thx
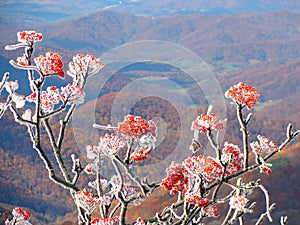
[236,104,249,169]
[43,118,72,183]
[255,203,276,225]
[0,72,9,92]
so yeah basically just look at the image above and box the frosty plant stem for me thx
[237,104,250,169]
[3,31,104,225]
[1,32,299,225]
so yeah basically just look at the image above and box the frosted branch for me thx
[93,123,118,131]
[0,72,9,92]
[255,203,276,225]
[5,43,28,50]
[9,60,40,72]
[280,216,288,225]
[43,119,72,183]
[258,184,273,222]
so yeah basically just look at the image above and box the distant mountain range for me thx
[1,10,300,64]
[1,8,299,142]
[1,0,300,26]
[1,9,300,101]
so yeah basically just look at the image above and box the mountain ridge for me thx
[1,0,300,26]
[2,10,300,64]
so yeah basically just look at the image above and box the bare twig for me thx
[207,129,222,164]
[236,104,249,169]
[57,104,77,149]
[258,184,273,222]
[280,216,288,225]
[222,207,234,225]
[112,157,127,225]
[255,203,276,225]
[109,202,121,218]
[93,123,118,131]
[265,124,299,161]
[114,156,151,196]
[0,72,9,92]
[43,119,72,183]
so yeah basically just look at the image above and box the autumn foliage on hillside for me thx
[0,31,299,225]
